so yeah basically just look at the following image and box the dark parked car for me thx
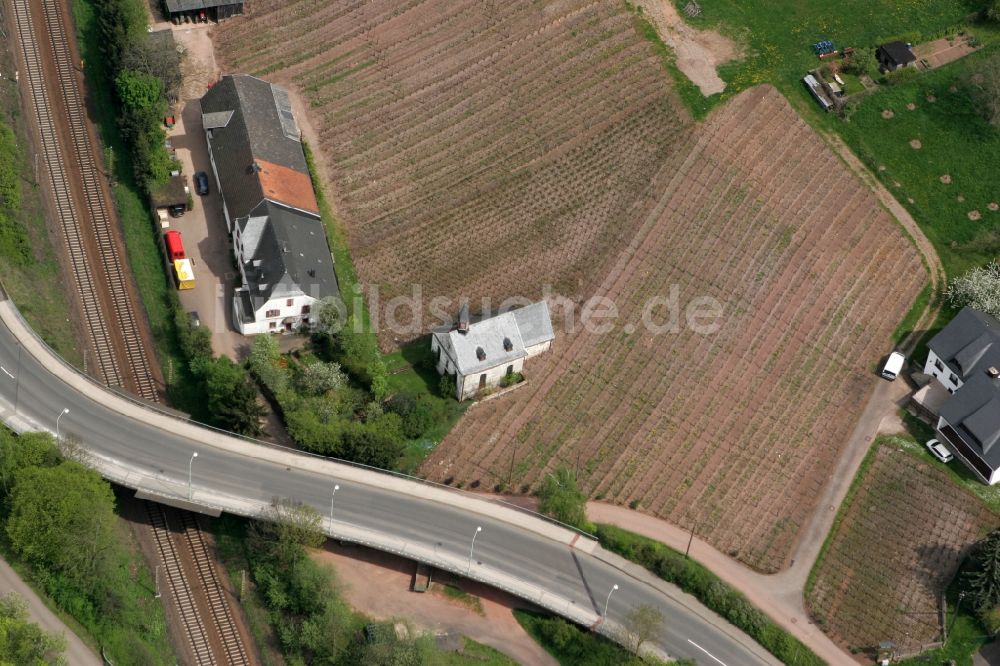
[194,171,209,196]
[168,204,186,218]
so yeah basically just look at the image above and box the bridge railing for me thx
[0,290,597,541]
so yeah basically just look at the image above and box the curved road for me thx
[0,295,777,666]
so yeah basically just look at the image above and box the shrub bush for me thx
[596,524,823,666]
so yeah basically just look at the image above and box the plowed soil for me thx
[421,87,927,573]
[807,441,999,656]
[215,0,693,344]
[215,3,927,573]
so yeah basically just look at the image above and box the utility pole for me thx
[154,565,161,599]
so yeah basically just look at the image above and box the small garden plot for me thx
[807,438,1000,656]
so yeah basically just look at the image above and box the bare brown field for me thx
[215,0,692,342]
[807,439,998,655]
[419,87,928,573]
[215,2,928,573]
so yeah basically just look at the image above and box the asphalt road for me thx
[0,299,775,666]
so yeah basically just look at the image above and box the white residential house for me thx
[431,302,554,401]
[201,74,340,335]
[922,307,1000,484]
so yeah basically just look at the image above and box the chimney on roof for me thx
[457,304,470,334]
[503,337,513,352]
[989,366,1000,378]
[476,346,486,362]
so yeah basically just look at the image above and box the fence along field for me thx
[420,87,928,573]
[214,0,692,342]
[807,441,999,655]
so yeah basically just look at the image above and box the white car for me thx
[881,351,905,380]
[925,439,953,464]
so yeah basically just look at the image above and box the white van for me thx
[881,351,905,381]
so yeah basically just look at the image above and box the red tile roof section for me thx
[255,158,319,215]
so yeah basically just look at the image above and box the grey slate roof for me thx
[433,302,554,375]
[165,0,241,12]
[238,201,339,310]
[201,75,307,220]
[940,372,1000,467]
[928,307,1000,380]
[513,302,554,348]
[879,41,916,66]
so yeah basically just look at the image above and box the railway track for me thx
[146,503,251,666]
[10,0,124,389]
[11,0,159,401]
[178,510,251,666]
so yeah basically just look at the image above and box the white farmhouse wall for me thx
[924,349,964,393]
[235,293,318,335]
[456,358,525,400]
[524,340,551,357]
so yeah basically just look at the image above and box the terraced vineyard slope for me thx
[420,87,928,573]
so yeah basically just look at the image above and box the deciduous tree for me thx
[0,593,67,664]
[6,462,117,588]
[620,603,665,655]
[966,52,1000,127]
[197,356,266,436]
[946,261,1000,318]
[538,466,593,532]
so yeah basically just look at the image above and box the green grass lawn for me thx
[384,342,469,472]
[836,49,1000,277]
[679,0,984,104]
[668,1,1000,280]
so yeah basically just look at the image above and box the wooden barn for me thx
[163,0,243,23]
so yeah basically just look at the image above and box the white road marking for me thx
[687,639,728,666]
[0,366,13,379]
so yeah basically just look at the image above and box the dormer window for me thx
[476,346,486,361]
[503,337,513,352]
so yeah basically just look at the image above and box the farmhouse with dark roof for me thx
[201,74,340,335]
[923,307,1000,484]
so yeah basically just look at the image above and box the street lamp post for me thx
[467,526,482,575]
[603,583,619,618]
[55,408,69,441]
[329,484,340,529]
[187,452,198,500]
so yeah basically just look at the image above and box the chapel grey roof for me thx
[238,201,338,310]
[201,74,307,220]
[928,307,1000,380]
[513,301,554,348]
[433,302,554,375]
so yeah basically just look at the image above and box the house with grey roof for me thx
[431,302,554,400]
[923,307,1000,483]
[201,74,340,335]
